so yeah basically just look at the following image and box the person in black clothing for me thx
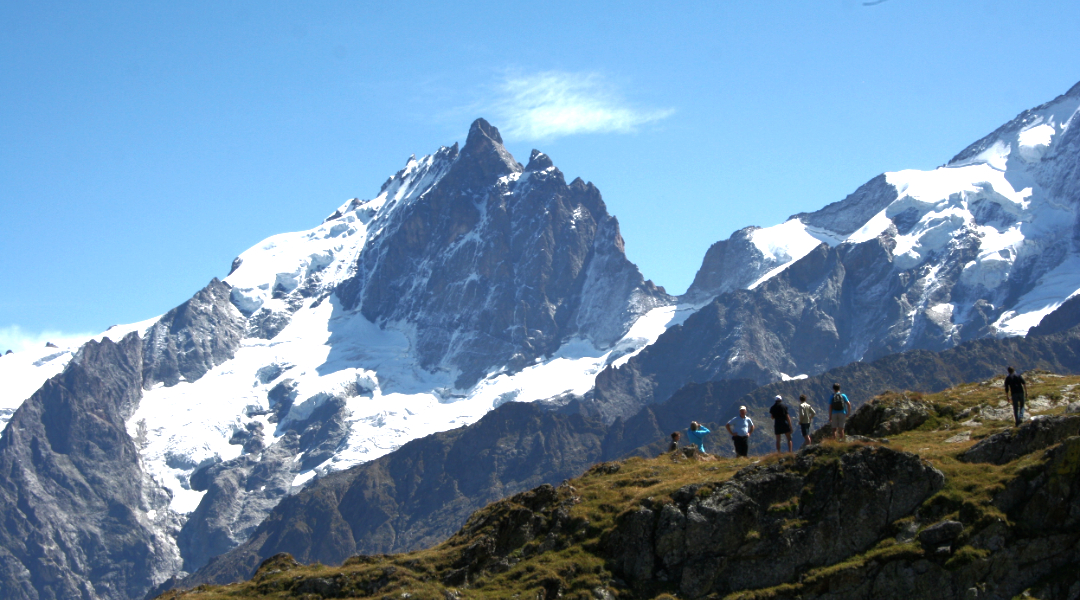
[668,431,681,453]
[769,395,794,453]
[1004,366,1028,426]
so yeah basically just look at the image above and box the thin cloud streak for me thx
[0,325,96,354]
[490,72,673,141]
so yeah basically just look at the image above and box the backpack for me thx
[831,392,845,412]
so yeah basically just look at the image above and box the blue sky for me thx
[2,0,1079,352]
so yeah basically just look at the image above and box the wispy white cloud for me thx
[0,325,95,354]
[489,71,674,141]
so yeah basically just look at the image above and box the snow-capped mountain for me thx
[591,80,1080,420]
[693,80,1080,337]
[0,119,682,599]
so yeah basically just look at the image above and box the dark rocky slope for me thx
[0,334,176,600]
[0,279,245,600]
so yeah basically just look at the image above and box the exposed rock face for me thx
[591,231,985,421]
[338,119,670,387]
[176,432,302,573]
[0,279,247,600]
[0,334,181,600]
[772,437,1080,600]
[604,446,943,598]
[141,278,245,388]
[794,174,902,238]
[1029,293,1080,337]
[684,226,779,302]
[960,415,1080,465]
[685,174,899,303]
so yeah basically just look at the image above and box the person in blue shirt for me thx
[725,406,755,457]
[685,421,711,453]
[829,382,852,441]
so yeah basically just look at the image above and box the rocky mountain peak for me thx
[455,118,522,182]
[525,149,554,172]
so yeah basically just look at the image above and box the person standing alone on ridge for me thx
[726,406,755,457]
[769,395,794,453]
[686,421,710,454]
[798,394,816,447]
[1004,366,1028,426]
[829,383,852,441]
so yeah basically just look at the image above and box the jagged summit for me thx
[453,118,522,182]
[525,148,554,171]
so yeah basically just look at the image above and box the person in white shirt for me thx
[797,394,817,447]
[725,406,755,457]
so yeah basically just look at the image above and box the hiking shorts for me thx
[732,435,749,457]
[800,423,811,437]
[774,421,792,436]
[831,412,847,431]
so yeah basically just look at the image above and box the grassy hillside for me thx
[159,372,1080,599]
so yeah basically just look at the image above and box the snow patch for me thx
[1017,123,1055,163]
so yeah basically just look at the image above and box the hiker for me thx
[668,431,681,453]
[1004,366,1028,426]
[686,421,711,453]
[769,395,794,453]
[725,406,755,457]
[829,383,852,441]
[798,394,816,447]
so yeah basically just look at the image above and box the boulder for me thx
[917,519,964,550]
[846,393,931,437]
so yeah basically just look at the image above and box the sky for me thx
[2,1,1079,353]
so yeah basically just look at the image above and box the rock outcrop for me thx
[604,446,943,597]
[960,415,1080,465]
[845,392,931,437]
